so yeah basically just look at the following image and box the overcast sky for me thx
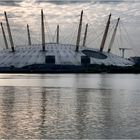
[0,0,139,56]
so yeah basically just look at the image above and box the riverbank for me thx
[0,64,139,73]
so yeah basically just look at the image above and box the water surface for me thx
[0,74,140,139]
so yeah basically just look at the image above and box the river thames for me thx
[0,74,140,139]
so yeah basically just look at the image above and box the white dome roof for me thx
[0,43,134,68]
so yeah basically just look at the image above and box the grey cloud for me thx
[0,0,20,6]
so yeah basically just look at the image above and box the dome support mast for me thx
[57,24,59,44]
[4,11,15,52]
[41,9,45,51]
[0,22,9,49]
[75,10,83,52]
[27,24,32,46]
[100,14,111,52]
[82,23,88,47]
[108,18,120,53]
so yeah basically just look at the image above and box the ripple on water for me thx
[0,79,140,139]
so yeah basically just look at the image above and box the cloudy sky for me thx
[0,0,140,57]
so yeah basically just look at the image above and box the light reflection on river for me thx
[0,74,140,139]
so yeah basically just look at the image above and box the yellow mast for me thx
[4,11,15,52]
[27,24,32,46]
[108,18,120,53]
[100,14,111,52]
[0,22,8,49]
[75,10,83,52]
[41,9,45,51]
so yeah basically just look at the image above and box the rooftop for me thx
[0,43,134,68]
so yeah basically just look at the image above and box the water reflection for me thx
[40,88,47,126]
[1,87,16,138]
[75,88,89,139]
[0,74,140,138]
[27,88,33,124]
[99,89,114,138]
[39,88,47,139]
[98,74,120,138]
[39,87,62,139]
